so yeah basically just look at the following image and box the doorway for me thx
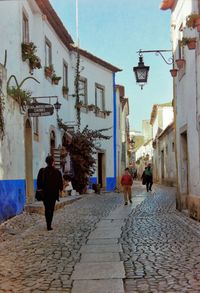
[50,130,56,155]
[98,152,106,188]
[180,131,189,195]
[161,149,165,180]
[24,119,34,203]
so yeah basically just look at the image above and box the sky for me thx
[50,0,173,131]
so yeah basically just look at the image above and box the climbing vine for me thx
[74,47,81,130]
[0,92,5,140]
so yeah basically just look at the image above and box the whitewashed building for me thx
[160,0,200,219]
[153,122,176,186]
[150,102,174,183]
[0,0,121,221]
[115,85,130,189]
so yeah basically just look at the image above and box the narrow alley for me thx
[0,183,200,293]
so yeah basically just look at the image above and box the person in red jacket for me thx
[121,167,133,205]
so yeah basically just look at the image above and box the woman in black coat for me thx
[37,155,63,230]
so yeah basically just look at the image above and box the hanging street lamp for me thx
[133,53,150,90]
[133,49,174,89]
[54,99,62,112]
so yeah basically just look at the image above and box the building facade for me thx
[150,103,174,183]
[0,0,121,221]
[161,0,200,219]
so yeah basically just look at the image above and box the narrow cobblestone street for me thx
[1,183,200,292]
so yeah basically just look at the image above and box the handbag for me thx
[35,168,45,201]
[35,189,45,201]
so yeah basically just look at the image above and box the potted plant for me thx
[95,106,100,114]
[44,64,54,78]
[21,42,36,61]
[88,104,95,111]
[62,85,69,96]
[7,86,32,111]
[29,55,42,70]
[170,68,178,77]
[51,74,62,85]
[75,101,83,109]
[180,37,197,50]
[105,110,112,116]
[175,58,185,69]
[21,42,42,71]
[186,13,200,32]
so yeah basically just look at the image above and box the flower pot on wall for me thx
[45,67,53,78]
[88,104,95,111]
[170,68,178,77]
[187,38,196,50]
[175,59,185,69]
[186,13,200,32]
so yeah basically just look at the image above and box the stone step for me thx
[24,195,82,214]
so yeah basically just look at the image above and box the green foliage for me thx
[68,125,111,193]
[180,37,196,46]
[186,13,200,28]
[7,86,32,110]
[21,42,41,71]
[7,75,40,112]
[52,74,61,81]
[74,48,81,130]
[57,117,68,131]
[0,93,5,140]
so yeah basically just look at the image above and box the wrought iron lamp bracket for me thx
[138,49,173,65]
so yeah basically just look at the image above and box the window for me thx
[22,12,29,43]
[63,62,68,97]
[95,83,105,111]
[45,38,52,67]
[33,117,39,136]
[79,77,87,105]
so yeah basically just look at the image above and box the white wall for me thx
[0,0,117,185]
[172,0,200,197]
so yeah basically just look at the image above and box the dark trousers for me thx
[146,175,153,192]
[43,199,56,229]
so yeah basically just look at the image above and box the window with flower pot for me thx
[45,37,53,79]
[79,77,88,112]
[63,61,68,98]
[95,83,105,117]
[22,11,29,43]
[45,37,52,68]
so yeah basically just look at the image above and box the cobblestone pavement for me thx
[0,193,123,292]
[1,184,200,293]
[121,185,200,293]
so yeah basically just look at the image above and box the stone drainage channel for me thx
[71,196,145,293]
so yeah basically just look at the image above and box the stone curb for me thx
[24,195,82,215]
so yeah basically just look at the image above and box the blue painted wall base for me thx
[0,180,26,222]
[90,177,116,192]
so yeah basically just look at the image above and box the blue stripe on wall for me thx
[106,177,116,191]
[0,179,26,222]
[113,72,117,189]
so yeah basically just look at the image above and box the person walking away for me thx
[121,168,133,205]
[145,163,153,192]
[37,155,63,231]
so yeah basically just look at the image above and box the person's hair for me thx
[45,155,54,166]
[125,167,129,171]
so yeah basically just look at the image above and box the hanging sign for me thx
[28,103,54,117]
